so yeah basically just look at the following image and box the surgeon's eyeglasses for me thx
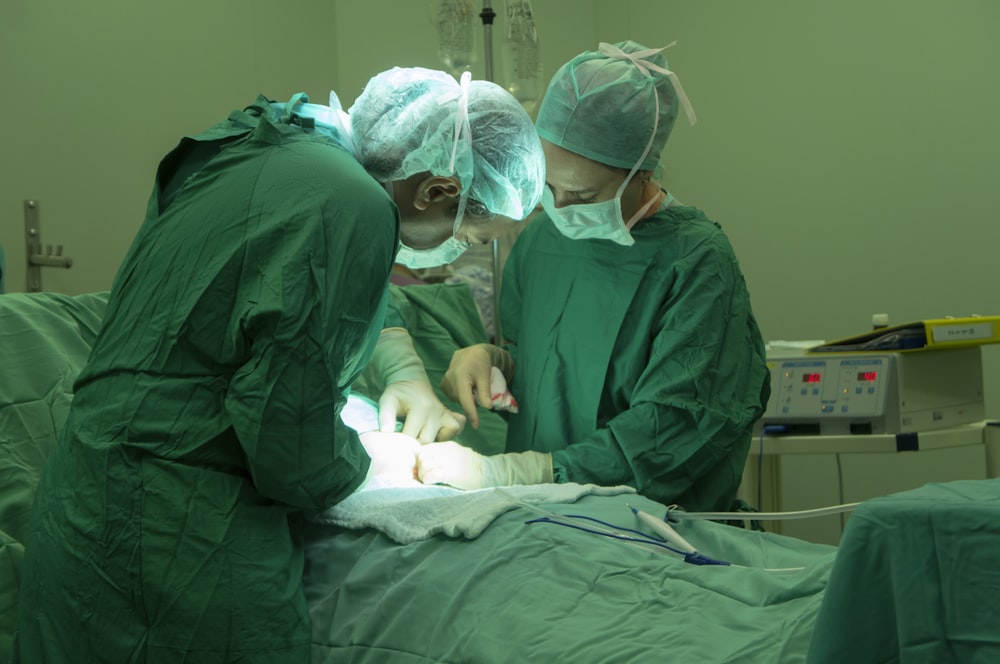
[464,199,498,223]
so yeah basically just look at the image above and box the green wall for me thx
[608,0,1000,340]
[1,0,340,295]
[2,0,997,413]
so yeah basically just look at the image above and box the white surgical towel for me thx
[487,366,518,412]
[314,478,635,544]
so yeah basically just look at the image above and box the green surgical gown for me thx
[501,205,769,513]
[15,98,398,662]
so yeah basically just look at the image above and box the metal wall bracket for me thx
[24,199,73,292]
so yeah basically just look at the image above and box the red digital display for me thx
[857,371,878,382]
[802,373,822,383]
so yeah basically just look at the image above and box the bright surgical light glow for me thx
[340,394,380,434]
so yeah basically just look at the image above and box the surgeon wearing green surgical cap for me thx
[14,68,544,662]
[421,41,771,514]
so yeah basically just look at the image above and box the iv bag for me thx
[433,0,477,75]
[500,0,543,116]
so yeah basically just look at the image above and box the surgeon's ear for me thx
[412,176,462,211]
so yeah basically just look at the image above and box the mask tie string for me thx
[436,71,473,234]
[597,42,697,230]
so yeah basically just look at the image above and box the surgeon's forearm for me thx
[482,450,553,486]
[369,327,428,383]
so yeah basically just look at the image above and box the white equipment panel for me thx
[755,346,984,436]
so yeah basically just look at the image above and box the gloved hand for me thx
[440,344,515,429]
[370,327,467,442]
[379,379,467,442]
[359,430,421,487]
[416,441,553,490]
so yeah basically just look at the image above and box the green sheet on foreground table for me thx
[809,478,1000,663]
[304,491,837,663]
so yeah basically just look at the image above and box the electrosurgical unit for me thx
[744,320,997,546]
[754,346,984,437]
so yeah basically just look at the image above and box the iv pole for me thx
[478,1,504,344]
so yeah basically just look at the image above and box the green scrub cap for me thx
[536,40,696,171]
[350,67,545,221]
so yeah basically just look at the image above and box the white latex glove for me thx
[439,344,514,429]
[359,430,422,486]
[370,327,467,442]
[379,380,466,442]
[416,441,553,490]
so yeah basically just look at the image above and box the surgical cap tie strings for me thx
[596,42,697,127]
[437,71,474,235]
[596,42,697,230]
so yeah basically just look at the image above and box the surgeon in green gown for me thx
[419,41,770,514]
[14,67,543,662]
